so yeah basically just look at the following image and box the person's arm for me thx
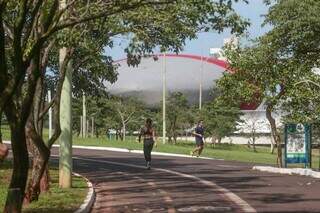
[192,127,202,137]
[138,128,143,143]
[153,129,158,147]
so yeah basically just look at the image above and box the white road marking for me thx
[217,164,244,168]
[71,156,256,213]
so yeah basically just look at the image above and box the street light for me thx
[199,54,204,110]
[162,52,167,144]
[48,90,52,139]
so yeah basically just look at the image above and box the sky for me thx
[108,0,270,60]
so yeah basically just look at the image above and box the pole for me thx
[82,91,86,138]
[59,0,72,188]
[80,116,83,137]
[91,117,94,137]
[48,90,52,139]
[59,53,73,188]
[162,52,167,144]
[199,54,203,110]
[86,119,89,137]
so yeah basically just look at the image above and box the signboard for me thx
[284,124,311,168]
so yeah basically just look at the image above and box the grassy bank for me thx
[0,160,87,212]
[74,137,278,164]
[73,137,320,168]
[2,124,319,168]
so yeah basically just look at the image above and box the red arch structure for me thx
[114,53,230,71]
[156,54,229,70]
[111,53,258,110]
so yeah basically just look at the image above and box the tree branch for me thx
[50,0,174,36]
[47,48,74,148]
[294,79,320,88]
[3,21,13,40]
[22,0,44,50]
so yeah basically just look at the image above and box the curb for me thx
[3,140,222,160]
[53,144,223,161]
[73,172,95,213]
[252,166,320,179]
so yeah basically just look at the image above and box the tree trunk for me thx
[24,74,52,203]
[40,165,50,192]
[122,122,126,141]
[4,120,29,213]
[252,133,257,152]
[0,112,2,143]
[270,132,275,154]
[266,105,282,167]
[252,132,256,152]
[218,137,222,144]
[24,120,50,203]
[211,135,216,148]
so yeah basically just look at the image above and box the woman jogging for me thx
[139,118,156,169]
[190,120,205,157]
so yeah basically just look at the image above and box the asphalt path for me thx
[50,147,320,213]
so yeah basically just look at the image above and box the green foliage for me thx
[219,40,320,125]
[72,95,149,137]
[201,100,242,140]
[165,92,193,143]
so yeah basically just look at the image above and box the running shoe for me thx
[146,161,151,170]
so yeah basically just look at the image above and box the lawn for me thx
[73,136,320,168]
[2,124,320,168]
[0,160,87,213]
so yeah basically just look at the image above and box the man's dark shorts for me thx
[196,139,204,146]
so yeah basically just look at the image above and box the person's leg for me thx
[145,140,154,169]
[198,144,204,156]
[191,145,200,156]
[143,142,149,162]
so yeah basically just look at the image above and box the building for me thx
[107,53,279,143]
[107,54,231,106]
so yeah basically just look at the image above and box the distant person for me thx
[190,120,205,157]
[139,118,157,169]
[0,142,9,161]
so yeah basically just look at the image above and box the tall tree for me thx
[201,100,242,144]
[218,0,320,167]
[106,97,146,141]
[0,0,249,211]
[165,92,190,143]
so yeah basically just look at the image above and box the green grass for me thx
[0,160,87,212]
[1,125,49,141]
[2,124,320,168]
[0,125,10,141]
[73,136,320,168]
[74,136,279,164]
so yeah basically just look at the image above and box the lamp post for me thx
[59,0,72,189]
[48,90,52,139]
[82,91,86,138]
[199,54,204,110]
[162,52,167,144]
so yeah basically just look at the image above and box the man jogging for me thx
[139,118,156,169]
[190,120,205,157]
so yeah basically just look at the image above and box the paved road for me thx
[57,148,320,213]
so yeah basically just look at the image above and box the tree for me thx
[218,0,320,167]
[240,111,267,152]
[165,92,190,143]
[0,0,249,211]
[201,100,242,145]
[106,97,146,141]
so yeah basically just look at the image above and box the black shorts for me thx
[196,140,204,146]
